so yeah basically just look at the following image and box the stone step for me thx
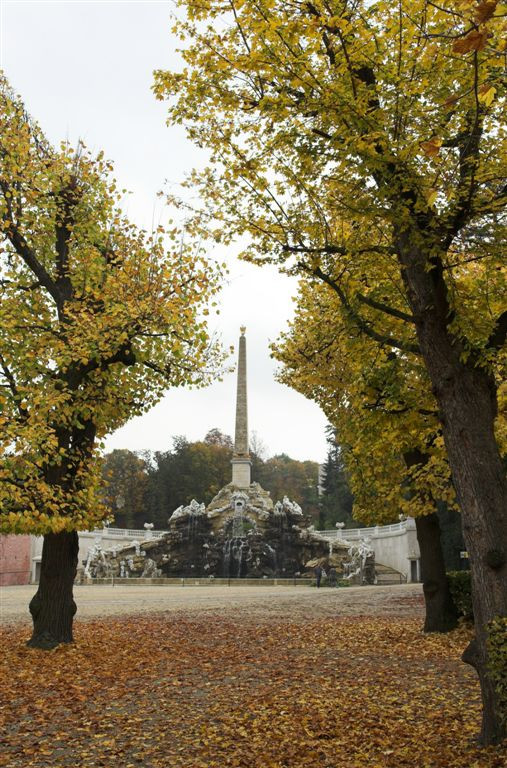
[375,563,407,584]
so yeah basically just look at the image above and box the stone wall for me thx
[370,521,420,580]
[0,535,31,586]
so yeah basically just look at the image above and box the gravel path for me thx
[1,583,424,625]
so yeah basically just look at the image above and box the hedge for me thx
[447,570,473,620]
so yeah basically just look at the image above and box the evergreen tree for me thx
[318,427,354,529]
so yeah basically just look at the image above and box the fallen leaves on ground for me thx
[1,607,506,767]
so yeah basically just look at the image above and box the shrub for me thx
[487,616,507,728]
[447,571,473,620]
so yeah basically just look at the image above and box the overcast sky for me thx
[0,0,329,463]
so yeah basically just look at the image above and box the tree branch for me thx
[64,343,137,390]
[356,292,415,323]
[312,266,421,354]
[443,103,484,247]
[0,353,29,421]
[283,243,347,256]
[1,183,60,306]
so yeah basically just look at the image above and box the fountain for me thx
[85,329,350,579]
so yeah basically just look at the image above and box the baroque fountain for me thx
[85,329,360,580]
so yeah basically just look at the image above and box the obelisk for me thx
[231,326,251,488]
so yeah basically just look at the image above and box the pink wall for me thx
[0,535,31,586]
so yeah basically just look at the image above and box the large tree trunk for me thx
[415,514,459,633]
[397,235,507,745]
[28,531,79,650]
[439,369,507,746]
[403,450,459,633]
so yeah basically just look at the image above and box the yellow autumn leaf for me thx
[426,189,438,207]
[478,85,497,106]
[420,137,442,158]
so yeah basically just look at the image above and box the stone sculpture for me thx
[343,539,376,585]
[84,537,111,578]
[141,558,162,578]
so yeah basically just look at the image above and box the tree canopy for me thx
[145,435,233,526]
[154,0,505,389]
[273,279,459,524]
[100,449,150,530]
[0,77,224,537]
[155,0,505,315]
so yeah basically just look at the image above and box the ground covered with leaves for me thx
[1,597,506,767]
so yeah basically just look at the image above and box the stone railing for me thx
[88,527,166,540]
[319,519,411,540]
[91,522,410,543]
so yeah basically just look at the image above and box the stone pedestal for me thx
[231,457,251,488]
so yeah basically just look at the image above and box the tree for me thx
[0,79,223,649]
[105,430,320,525]
[204,427,234,449]
[274,280,460,632]
[319,426,354,530]
[249,430,267,482]
[155,0,507,742]
[144,435,233,523]
[101,450,149,529]
[257,453,320,519]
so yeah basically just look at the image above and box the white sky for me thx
[0,0,328,462]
